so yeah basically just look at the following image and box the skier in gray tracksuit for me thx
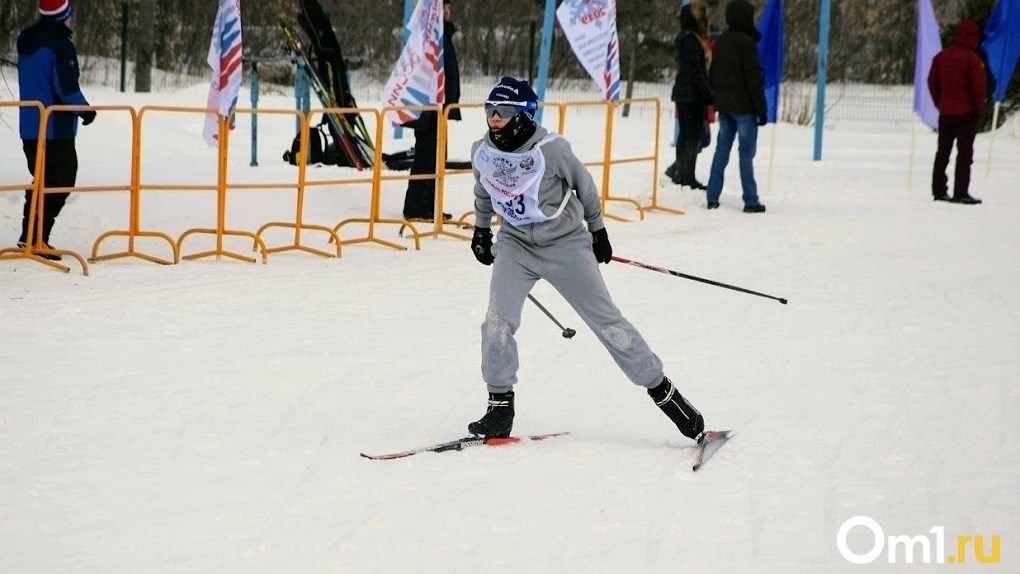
[467,76,706,444]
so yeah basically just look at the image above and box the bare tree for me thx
[135,0,154,92]
[1,0,1013,125]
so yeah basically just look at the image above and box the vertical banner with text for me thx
[381,0,444,126]
[555,0,621,101]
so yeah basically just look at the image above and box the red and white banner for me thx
[203,0,243,147]
[556,0,620,101]
[381,0,445,126]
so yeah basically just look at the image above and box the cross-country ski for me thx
[360,432,570,460]
[692,430,733,471]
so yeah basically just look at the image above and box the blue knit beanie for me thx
[486,77,539,120]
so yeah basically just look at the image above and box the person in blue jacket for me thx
[17,0,96,259]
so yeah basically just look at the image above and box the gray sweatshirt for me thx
[472,125,606,247]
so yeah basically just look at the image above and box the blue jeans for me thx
[706,112,760,206]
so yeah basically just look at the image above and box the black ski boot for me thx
[648,376,704,442]
[468,390,515,438]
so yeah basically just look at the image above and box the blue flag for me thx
[982,0,1020,102]
[757,0,784,123]
[913,0,941,129]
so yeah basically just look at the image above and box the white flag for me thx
[555,0,621,101]
[203,0,243,147]
[381,0,445,126]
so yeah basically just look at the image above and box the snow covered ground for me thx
[1,81,1018,573]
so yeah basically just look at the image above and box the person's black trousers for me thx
[403,111,442,218]
[21,138,76,245]
[674,103,707,186]
[932,113,978,199]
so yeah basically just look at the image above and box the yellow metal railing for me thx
[0,97,669,275]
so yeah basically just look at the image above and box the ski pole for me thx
[527,294,577,338]
[611,256,788,305]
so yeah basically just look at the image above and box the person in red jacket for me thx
[927,20,987,205]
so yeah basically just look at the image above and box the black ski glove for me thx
[81,110,96,126]
[471,226,494,265]
[591,227,612,264]
[757,114,768,127]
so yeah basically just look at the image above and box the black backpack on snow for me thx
[283,121,346,166]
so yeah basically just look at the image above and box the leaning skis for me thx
[281,24,372,170]
[360,432,569,460]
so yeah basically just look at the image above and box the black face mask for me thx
[489,113,536,152]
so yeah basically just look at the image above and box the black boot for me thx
[648,377,704,441]
[670,146,685,184]
[468,390,515,438]
[664,161,678,182]
[681,142,706,190]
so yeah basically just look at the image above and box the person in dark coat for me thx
[402,0,462,221]
[928,20,987,205]
[17,0,95,259]
[704,0,768,213]
[666,1,713,189]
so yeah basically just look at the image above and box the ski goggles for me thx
[484,101,535,119]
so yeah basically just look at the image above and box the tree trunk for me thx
[134,0,154,93]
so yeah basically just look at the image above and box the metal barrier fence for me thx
[0,97,669,276]
[6,61,1018,135]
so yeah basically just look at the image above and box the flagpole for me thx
[767,123,776,195]
[756,0,782,195]
[908,117,917,193]
[534,0,556,125]
[986,101,1000,177]
[394,0,415,141]
[979,0,1020,176]
[813,0,830,161]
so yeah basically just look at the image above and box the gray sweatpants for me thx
[481,229,664,392]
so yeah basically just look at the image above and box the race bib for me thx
[474,135,570,227]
